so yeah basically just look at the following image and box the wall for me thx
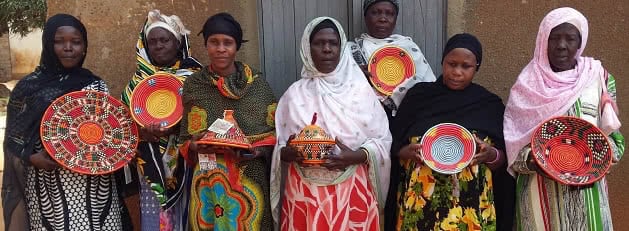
[0,32,10,82]
[47,0,260,98]
[9,29,42,79]
[448,0,629,228]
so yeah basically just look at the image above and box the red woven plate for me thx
[531,116,612,186]
[420,123,476,174]
[130,73,184,128]
[40,90,139,175]
[368,46,415,96]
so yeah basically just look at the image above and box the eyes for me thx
[207,38,235,47]
[368,8,396,18]
[311,39,340,47]
[147,37,172,46]
[54,38,83,46]
[446,61,475,70]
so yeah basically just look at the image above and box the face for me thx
[364,1,397,39]
[146,27,180,67]
[442,48,477,90]
[206,34,237,73]
[53,26,86,69]
[547,23,581,72]
[310,28,341,74]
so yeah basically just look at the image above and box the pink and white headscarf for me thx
[504,7,620,176]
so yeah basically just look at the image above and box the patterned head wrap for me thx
[144,9,190,42]
[363,0,399,15]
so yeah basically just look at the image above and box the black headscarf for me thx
[442,33,483,71]
[199,12,247,50]
[309,19,340,42]
[363,0,399,15]
[4,13,100,162]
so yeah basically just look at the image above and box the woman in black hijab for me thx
[2,14,130,231]
[386,33,515,230]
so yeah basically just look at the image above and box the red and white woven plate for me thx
[40,90,138,175]
[531,116,612,186]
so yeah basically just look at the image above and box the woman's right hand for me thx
[29,150,59,170]
[280,134,303,163]
[397,143,423,163]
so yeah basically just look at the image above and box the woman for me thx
[349,0,436,117]
[270,17,392,230]
[390,33,514,230]
[177,12,276,230]
[2,14,129,230]
[504,7,624,231]
[120,9,202,231]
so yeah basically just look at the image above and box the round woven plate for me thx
[420,123,476,174]
[40,90,139,175]
[531,116,612,186]
[130,73,184,128]
[368,46,415,96]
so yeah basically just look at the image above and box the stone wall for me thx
[448,0,629,228]
[0,31,11,82]
[47,0,260,98]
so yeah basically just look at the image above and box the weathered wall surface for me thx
[448,0,629,228]
[47,0,260,98]
[0,32,10,82]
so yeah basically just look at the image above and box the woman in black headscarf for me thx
[387,33,515,230]
[2,14,129,231]
[178,12,276,230]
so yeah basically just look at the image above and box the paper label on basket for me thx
[208,118,233,135]
[198,153,217,170]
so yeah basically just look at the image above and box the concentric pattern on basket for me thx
[420,123,475,174]
[40,91,139,175]
[290,113,335,165]
[368,46,415,96]
[130,73,184,128]
[531,116,612,185]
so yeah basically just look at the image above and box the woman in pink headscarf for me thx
[504,7,624,231]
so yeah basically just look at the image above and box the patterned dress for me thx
[395,139,497,231]
[26,80,127,231]
[511,74,625,231]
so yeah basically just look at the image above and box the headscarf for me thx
[5,13,100,162]
[270,16,392,225]
[120,9,201,210]
[503,7,621,176]
[144,9,189,42]
[363,0,399,15]
[121,9,202,106]
[3,14,100,228]
[199,12,247,50]
[442,33,483,71]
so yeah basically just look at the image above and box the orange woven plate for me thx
[368,46,415,96]
[531,116,612,186]
[40,90,138,175]
[130,72,184,128]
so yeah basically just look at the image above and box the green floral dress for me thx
[396,137,497,231]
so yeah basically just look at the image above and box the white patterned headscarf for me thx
[144,9,189,42]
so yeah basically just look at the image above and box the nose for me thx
[556,38,568,50]
[322,43,332,53]
[63,41,72,51]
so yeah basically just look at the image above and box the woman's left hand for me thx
[322,138,366,171]
[470,134,497,165]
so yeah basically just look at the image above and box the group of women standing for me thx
[1,0,624,230]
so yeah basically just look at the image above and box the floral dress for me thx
[395,137,497,231]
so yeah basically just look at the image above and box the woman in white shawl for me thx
[349,0,436,117]
[270,17,392,230]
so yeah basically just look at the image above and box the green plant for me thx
[0,0,47,37]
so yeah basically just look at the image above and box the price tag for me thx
[208,118,233,135]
